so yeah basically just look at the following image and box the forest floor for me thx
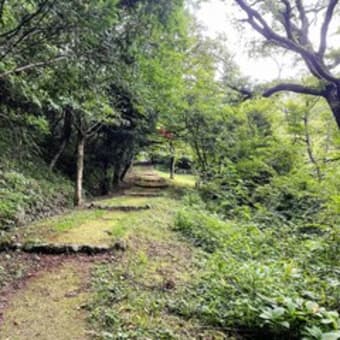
[0,167,225,339]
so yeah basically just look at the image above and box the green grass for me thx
[17,194,179,245]
[18,209,106,243]
[155,170,197,188]
[98,196,151,207]
[53,210,105,232]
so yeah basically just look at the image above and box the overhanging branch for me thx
[227,82,324,100]
[263,83,324,97]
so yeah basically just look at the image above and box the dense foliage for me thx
[173,202,339,339]
[0,0,188,227]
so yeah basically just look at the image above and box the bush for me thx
[252,172,323,224]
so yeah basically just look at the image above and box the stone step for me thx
[87,203,151,211]
[0,241,127,255]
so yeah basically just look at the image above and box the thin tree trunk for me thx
[74,134,85,207]
[49,138,67,171]
[169,142,175,179]
[169,156,175,179]
[120,159,132,182]
[112,163,121,188]
[49,108,72,170]
[303,113,322,181]
[101,160,112,195]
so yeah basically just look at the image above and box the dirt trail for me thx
[0,167,185,340]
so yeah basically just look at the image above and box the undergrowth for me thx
[172,201,340,340]
[0,159,73,232]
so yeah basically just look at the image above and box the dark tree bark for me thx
[169,156,175,179]
[100,160,112,195]
[324,84,340,129]
[112,163,121,188]
[169,141,175,179]
[120,159,132,182]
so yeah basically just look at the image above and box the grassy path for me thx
[0,168,224,339]
[1,260,91,339]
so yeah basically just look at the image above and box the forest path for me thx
[0,167,218,339]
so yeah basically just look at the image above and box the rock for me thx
[87,204,151,212]
[1,241,120,255]
[71,245,80,252]
[33,254,41,261]
[65,290,79,298]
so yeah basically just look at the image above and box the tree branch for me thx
[295,0,309,44]
[227,84,253,99]
[86,122,102,137]
[324,156,340,163]
[235,0,304,53]
[280,0,294,40]
[234,0,340,83]
[0,55,67,78]
[263,83,324,97]
[0,0,6,22]
[319,0,339,57]
[0,0,52,39]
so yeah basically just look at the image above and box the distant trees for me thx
[233,0,340,128]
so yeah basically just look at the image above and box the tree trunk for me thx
[74,134,85,207]
[100,161,112,195]
[303,113,322,181]
[112,163,121,188]
[325,85,340,129]
[120,160,132,182]
[49,108,72,171]
[169,141,175,179]
[169,156,175,179]
[49,138,67,171]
